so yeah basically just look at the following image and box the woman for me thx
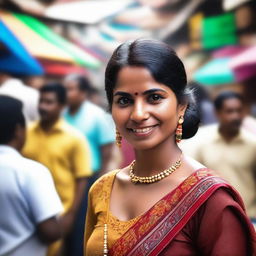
[84,39,255,256]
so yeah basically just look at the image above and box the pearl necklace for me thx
[103,223,108,256]
[129,155,182,184]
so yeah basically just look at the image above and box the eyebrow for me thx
[113,88,167,97]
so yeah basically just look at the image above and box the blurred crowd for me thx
[0,72,130,256]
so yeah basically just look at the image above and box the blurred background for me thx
[0,0,255,112]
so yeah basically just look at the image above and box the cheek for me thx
[155,101,179,122]
[111,107,122,127]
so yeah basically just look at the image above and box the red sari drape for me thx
[109,169,255,256]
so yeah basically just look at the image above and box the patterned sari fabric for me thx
[109,169,255,256]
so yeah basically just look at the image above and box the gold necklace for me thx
[129,155,182,184]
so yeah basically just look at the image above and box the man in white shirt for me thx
[0,96,63,256]
[0,73,39,122]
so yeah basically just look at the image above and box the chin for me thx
[127,138,165,151]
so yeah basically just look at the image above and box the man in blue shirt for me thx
[63,75,115,174]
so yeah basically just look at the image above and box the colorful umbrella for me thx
[193,58,235,86]
[0,20,43,75]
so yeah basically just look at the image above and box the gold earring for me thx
[116,129,122,148]
[175,116,184,143]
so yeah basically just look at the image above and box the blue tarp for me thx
[0,20,43,75]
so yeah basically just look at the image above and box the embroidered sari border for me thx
[109,169,228,256]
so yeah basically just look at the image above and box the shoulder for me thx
[60,121,85,141]
[27,121,39,132]
[89,170,118,199]
[189,187,247,228]
[204,187,244,211]
[9,156,53,185]
[21,157,52,178]
[240,128,256,145]
[180,124,218,153]
[85,101,108,119]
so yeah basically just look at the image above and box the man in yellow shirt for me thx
[22,83,92,255]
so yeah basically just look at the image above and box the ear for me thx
[178,103,188,117]
[15,124,26,139]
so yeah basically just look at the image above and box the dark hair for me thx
[0,96,25,144]
[40,82,67,104]
[66,74,93,93]
[214,91,243,111]
[105,38,200,139]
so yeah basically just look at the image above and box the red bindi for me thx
[134,92,138,96]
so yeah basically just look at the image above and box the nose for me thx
[130,100,149,123]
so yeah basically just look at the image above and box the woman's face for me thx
[111,66,186,150]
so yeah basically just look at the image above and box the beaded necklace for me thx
[129,155,182,184]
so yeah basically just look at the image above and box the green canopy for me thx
[14,13,101,69]
[202,13,237,49]
[193,58,235,86]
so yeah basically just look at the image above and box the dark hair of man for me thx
[214,91,243,111]
[40,82,67,105]
[0,96,25,144]
[105,38,200,139]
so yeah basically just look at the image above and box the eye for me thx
[148,94,164,103]
[116,97,132,107]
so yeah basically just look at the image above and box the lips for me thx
[128,125,158,136]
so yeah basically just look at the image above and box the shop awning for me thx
[193,58,235,86]
[40,60,87,76]
[0,20,43,75]
[229,46,256,81]
[0,11,101,69]
[14,13,101,68]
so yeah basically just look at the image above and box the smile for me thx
[128,125,158,136]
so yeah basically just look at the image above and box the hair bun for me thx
[182,92,200,139]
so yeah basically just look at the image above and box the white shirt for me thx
[0,78,39,122]
[0,146,63,256]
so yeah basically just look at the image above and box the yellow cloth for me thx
[181,124,256,218]
[84,171,139,256]
[22,119,92,211]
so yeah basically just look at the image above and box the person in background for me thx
[22,83,92,256]
[0,73,39,122]
[85,39,255,256]
[63,74,116,256]
[63,74,115,176]
[183,91,256,220]
[0,96,62,256]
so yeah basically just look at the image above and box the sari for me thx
[109,169,255,256]
[85,169,256,256]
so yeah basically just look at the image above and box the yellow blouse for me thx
[84,170,140,256]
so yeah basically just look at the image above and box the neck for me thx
[7,141,20,152]
[219,126,239,142]
[0,75,11,86]
[133,138,182,177]
[40,118,59,132]
[69,102,83,115]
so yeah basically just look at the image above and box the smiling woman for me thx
[84,39,256,256]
